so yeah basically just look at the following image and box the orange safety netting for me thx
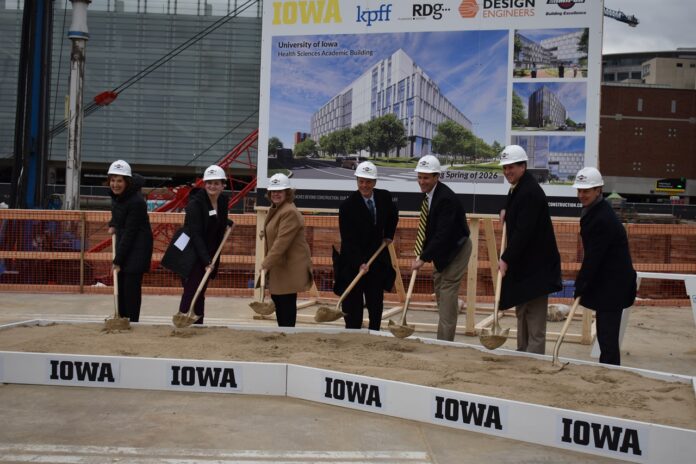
[0,210,693,305]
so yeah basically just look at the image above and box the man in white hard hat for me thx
[336,161,399,330]
[412,155,472,341]
[573,167,636,365]
[498,145,561,354]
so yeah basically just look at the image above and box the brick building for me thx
[599,84,696,202]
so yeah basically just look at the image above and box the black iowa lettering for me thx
[434,395,502,430]
[324,377,382,408]
[170,366,238,388]
[49,360,115,383]
[561,418,642,456]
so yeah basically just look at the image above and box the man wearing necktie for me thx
[337,161,399,330]
[498,145,561,354]
[411,155,472,341]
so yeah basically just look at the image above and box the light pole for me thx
[64,0,90,210]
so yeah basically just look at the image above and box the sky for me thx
[602,0,695,54]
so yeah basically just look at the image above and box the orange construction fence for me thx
[0,209,693,306]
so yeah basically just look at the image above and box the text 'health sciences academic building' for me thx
[310,49,471,157]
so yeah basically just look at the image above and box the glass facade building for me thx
[0,1,262,184]
[310,49,471,157]
[528,86,567,128]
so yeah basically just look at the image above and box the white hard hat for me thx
[267,173,291,191]
[414,155,441,174]
[203,165,226,181]
[107,160,132,177]
[499,145,529,166]
[572,167,604,189]
[355,161,378,180]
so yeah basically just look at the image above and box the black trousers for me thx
[271,293,297,327]
[178,264,210,324]
[596,309,624,365]
[117,272,144,322]
[342,270,384,331]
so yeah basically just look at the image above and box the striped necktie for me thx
[414,194,429,257]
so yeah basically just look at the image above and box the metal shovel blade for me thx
[479,326,510,350]
[387,319,415,339]
[172,312,199,328]
[314,306,345,323]
[249,300,276,316]
[103,316,130,331]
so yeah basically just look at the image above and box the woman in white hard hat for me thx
[107,160,153,322]
[573,167,636,365]
[337,161,399,331]
[174,165,233,324]
[262,173,313,327]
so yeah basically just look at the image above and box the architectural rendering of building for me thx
[515,29,586,69]
[528,86,567,128]
[310,49,471,157]
[511,136,548,169]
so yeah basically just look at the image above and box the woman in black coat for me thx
[573,167,636,365]
[108,160,153,322]
[175,165,232,324]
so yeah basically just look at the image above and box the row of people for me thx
[107,145,636,366]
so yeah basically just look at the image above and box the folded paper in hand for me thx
[174,232,190,251]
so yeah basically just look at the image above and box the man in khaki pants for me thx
[411,155,472,341]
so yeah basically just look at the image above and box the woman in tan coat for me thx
[262,173,313,327]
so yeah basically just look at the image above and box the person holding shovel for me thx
[337,161,399,331]
[411,155,472,341]
[498,145,561,354]
[107,160,153,322]
[262,173,313,327]
[573,167,636,365]
[174,165,233,325]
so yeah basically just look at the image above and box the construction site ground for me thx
[0,293,694,464]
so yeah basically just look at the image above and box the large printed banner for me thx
[258,0,604,213]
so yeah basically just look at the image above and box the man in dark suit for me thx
[337,161,399,331]
[498,145,562,354]
[411,155,472,341]
[573,167,636,365]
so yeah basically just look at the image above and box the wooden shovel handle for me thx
[111,234,119,318]
[552,297,581,364]
[492,226,507,327]
[336,241,388,309]
[188,225,234,315]
[399,269,419,325]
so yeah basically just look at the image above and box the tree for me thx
[511,91,527,127]
[491,141,503,158]
[349,123,369,155]
[294,138,317,158]
[432,120,470,164]
[578,28,589,55]
[366,115,406,157]
[268,137,283,157]
[565,117,577,128]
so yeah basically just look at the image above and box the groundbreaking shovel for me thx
[315,242,388,323]
[551,297,581,371]
[480,226,509,350]
[249,269,275,315]
[104,234,131,331]
[172,226,233,328]
[387,268,417,339]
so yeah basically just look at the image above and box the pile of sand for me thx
[1,323,694,429]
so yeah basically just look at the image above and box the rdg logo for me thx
[413,3,447,20]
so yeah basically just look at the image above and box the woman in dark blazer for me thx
[107,160,153,322]
[337,161,398,330]
[573,167,636,365]
[175,165,232,324]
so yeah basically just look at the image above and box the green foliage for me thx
[511,91,527,127]
[294,138,317,158]
[268,137,283,156]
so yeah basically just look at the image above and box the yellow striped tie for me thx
[414,195,428,257]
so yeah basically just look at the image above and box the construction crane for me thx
[604,7,639,27]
